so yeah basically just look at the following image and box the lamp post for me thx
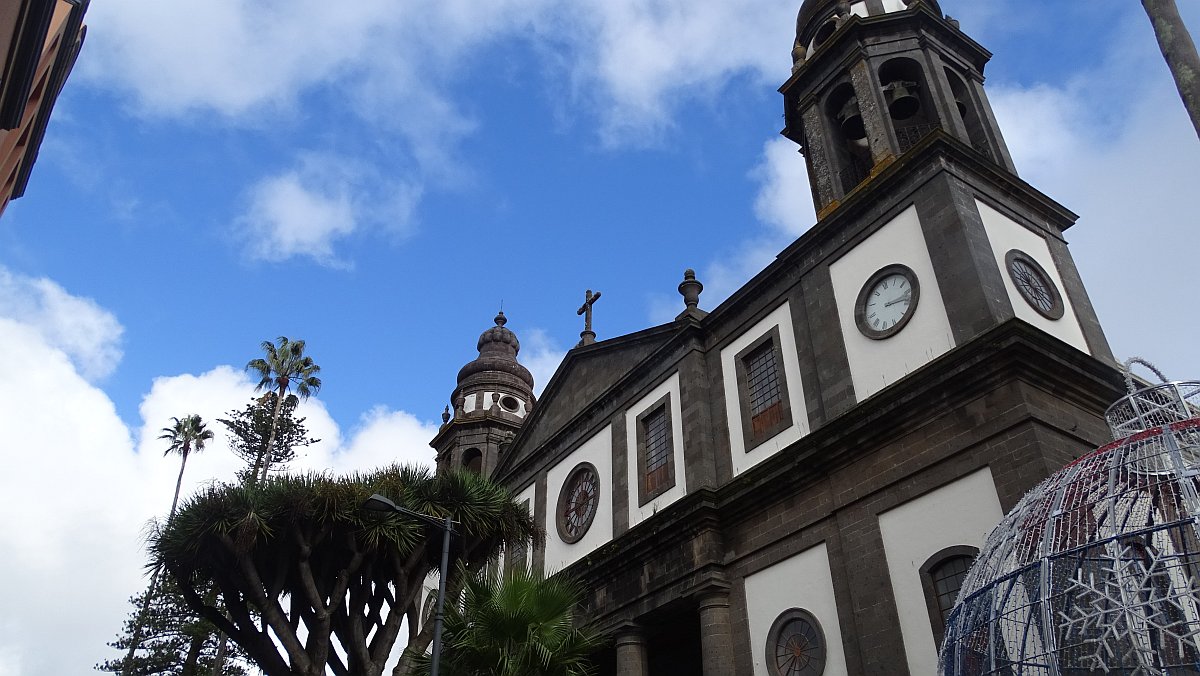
[363,493,455,676]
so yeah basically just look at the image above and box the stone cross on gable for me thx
[577,289,602,346]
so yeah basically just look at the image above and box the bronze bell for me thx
[836,96,866,140]
[954,96,968,118]
[883,80,920,120]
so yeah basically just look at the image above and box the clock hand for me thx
[884,293,911,307]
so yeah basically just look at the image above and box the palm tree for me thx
[418,568,603,676]
[246,336,321,484]
[159,414,215,519]
[1143,0,1200,138]
[121,414,214,675]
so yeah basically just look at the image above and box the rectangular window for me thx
[635,394,676,506]
[734,326,793,452]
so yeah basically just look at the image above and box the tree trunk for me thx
[1143,0,1200,138]
[168,448,190,519]
[181,631,205,676]
[256,387,287,485]
[120,566,161,676]
[211,629,229,675]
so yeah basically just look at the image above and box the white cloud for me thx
[751,138,817,238]
[0,318,146,676]
[308,406,438,472]
[79,0,391,120]
[0,295,441,675]
[519,328,567,396]
[81,0,795,147]
[560,0,794,144]
[682,137,815,309]
[0,267,123,380]
[234,154,421,266]
[990,75,1200,383]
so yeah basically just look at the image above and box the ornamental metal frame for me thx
[940,366,1200,676]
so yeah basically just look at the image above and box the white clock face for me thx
[864,272,913,331]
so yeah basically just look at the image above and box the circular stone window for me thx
[854,263,920,340]
[500,395,520,413]
[766,608,826,676]
[1004,249,1064,320]
[556,462,599,544]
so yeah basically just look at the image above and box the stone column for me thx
[698,590,735,676]
[848,59,895,165]
[614,626,649,676]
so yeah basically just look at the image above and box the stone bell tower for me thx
[431,311,536,477]
[779,0,1113,366]
[782,0,1017,219]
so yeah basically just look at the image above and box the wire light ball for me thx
[939,360,1200,675]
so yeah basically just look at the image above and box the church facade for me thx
[431,1,1126,674]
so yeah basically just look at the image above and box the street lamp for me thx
[362,493,455,676]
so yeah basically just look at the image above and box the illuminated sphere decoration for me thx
[939,361,1200,675]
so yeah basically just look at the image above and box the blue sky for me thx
[0,1,1197,673]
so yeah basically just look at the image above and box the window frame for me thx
[765,607,826,676]
[919,545,980,647]
[734,325,794,453]
[635,393,676,507]
[555,462,600,544]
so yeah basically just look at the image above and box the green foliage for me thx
[246,336,322,400]
[159,415,215,460]
[245,336,322,484]
[218,393,318,483]
[159,414,215,519]
[417,569,603,676]
[153,466,541,676]
[97,574,248,676]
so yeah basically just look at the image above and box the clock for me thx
[1005,250,1064,320]
[556,462,599,544]
[855,264,920,340]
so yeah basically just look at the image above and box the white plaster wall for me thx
[878,467,1005,676]
[720,302,810,477]
[830,204,955,401]
[542,425,614,572]
[975,199,1090,355]
[880,0,909,12]
[417,570,440,632]
[461,390,529,417]
[744,543,848,676]
[625,373,686,529]
[501,482,538,574]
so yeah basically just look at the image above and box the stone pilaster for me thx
[800,103,838,212]
[698,590,735,676]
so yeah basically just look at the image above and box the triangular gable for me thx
[496,323,680,476]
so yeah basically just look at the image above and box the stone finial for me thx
[677,268,707,320]
[454,394,466,416]
[945,14,960,29]
[494,310,507,327]
[490,392,501,414]
[441,405,451,424]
